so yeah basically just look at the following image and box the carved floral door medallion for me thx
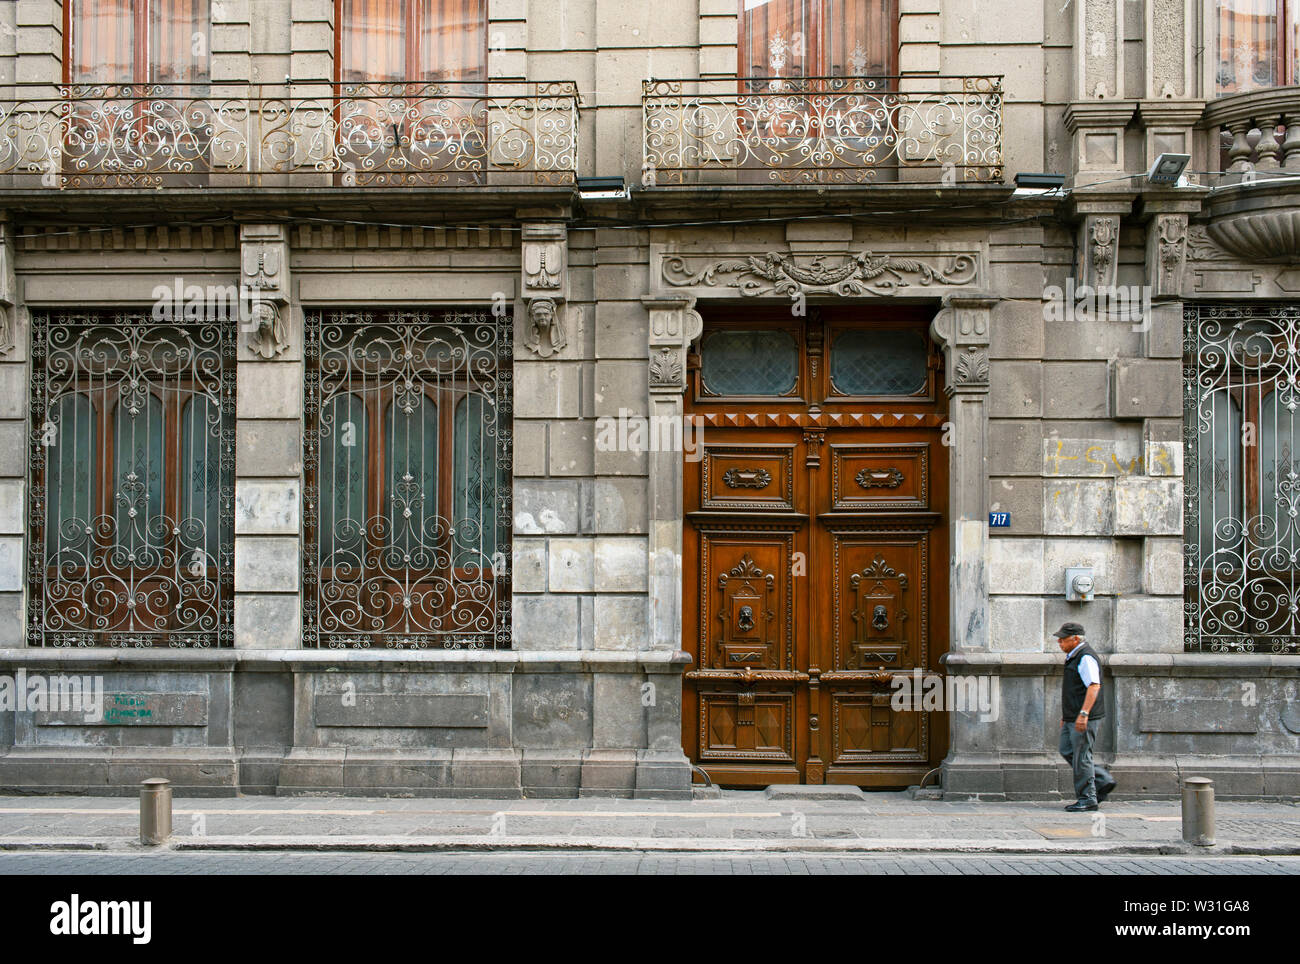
[682,306,949,787]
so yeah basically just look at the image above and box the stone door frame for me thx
[642,240,998,665]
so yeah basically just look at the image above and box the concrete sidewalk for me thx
[1,788,1298,855]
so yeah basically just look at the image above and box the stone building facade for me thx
[0,0,1295,798]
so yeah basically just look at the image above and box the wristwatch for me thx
[1078,711,1089,718]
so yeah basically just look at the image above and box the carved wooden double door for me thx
[683,306,949,786]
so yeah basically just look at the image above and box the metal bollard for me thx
[139,777,172,846]
[1181,776,1216,846]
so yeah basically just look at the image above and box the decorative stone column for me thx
[935,294,1029,796]
[1075,0,1124,101]
[628,294,701,797]
[234,224,302,649]
[1064,0,1136,187]
[930,294,995,654]
[641,296,701,652]
[1145,0,1196,100]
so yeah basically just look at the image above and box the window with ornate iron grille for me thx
[28,310,235,648]
[303,308,511,649]
[1185,303,1300,653]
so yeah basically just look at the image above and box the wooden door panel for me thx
[831,691,926,762]
[699,529,795,671]
[830,442,930,510]
[701,444,797,510]
[831,533,927,672]
[700,688,796,762]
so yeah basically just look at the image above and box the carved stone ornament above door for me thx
[655,246,980,298]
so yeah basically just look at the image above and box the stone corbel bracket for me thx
[1139,195,1202,299]
[1068,196,1134,291]
[1151,214,1188,297]
[521,222,568,357]
[240,223,291,359]
[931,294,993,395]
[0,217,17,356]
[644,296,702,394]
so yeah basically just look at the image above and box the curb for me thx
[2,836,1297,856]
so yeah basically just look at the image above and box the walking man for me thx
[1054,622,1116,812]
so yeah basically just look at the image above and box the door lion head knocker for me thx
[737,605,755,632]
[872,604,889,631]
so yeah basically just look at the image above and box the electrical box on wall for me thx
[1065,567,1095,602]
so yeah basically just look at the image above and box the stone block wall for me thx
[0,211,692,797]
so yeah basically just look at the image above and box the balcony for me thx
[0,81,580,190]
[1201,86,1300,260]
[642,75,1003,186]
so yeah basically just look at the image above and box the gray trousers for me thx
[1058,719,1114,804]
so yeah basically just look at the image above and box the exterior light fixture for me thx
[1147,152,1190,185]
[1013,172,1066,189]
[576,176,629,200]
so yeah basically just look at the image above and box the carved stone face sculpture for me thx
[525,298,565,357]
[248,300,287,359]
[530,298,553,336]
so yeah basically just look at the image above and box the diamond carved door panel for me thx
[683,306,949,788]
[700,688,796,762]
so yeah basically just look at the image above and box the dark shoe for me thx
[1065,800,1098,812]
[1098,781,1117,802]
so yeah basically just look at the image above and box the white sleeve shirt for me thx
[1077,653,1100,689]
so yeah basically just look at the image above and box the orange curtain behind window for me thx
[70,0,134,84]
[343,0,484,82]
[420,0,486,82]
[342,0,409,82]
[151,0,210,84]
[740,0,810,79]
[739,0,895,79]
[826,0,894,76]
[71,0,209,84]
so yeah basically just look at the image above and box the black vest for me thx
[1062,642,1105,720]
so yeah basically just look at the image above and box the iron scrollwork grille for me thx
[303,308,512,649]
[28,310,235,648]
[1185,303,1300,653]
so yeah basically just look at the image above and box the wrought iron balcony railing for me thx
[642,75,1003,186]
[0,81,580,188]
